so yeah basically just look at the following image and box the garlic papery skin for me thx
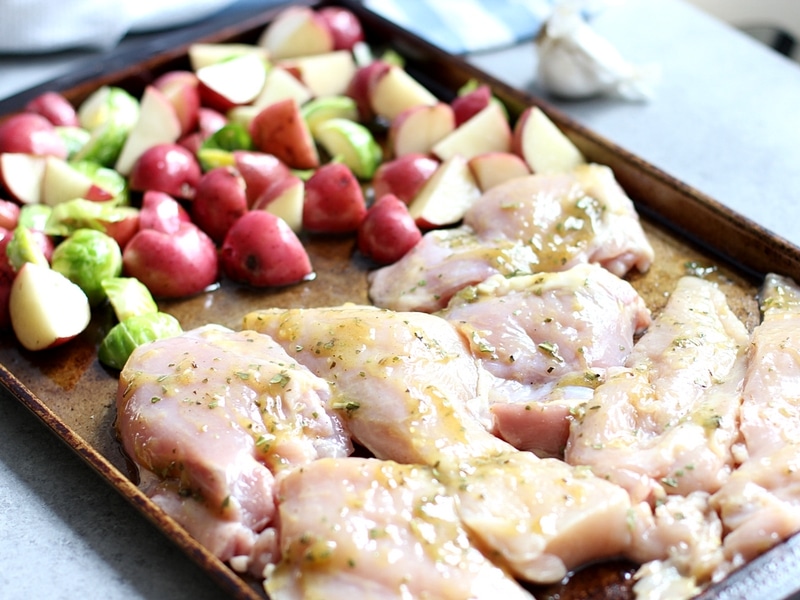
[535,3,660,101]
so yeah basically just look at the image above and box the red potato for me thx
[248,98,319,170]
[451,84,492,127]
[431,101,512,162]
[198,107,228,138]
[257,5,334,59]
[191,166,248,244]
[303,162,366,233]
[177,108,226,154]
[221,210,312,287]
[114,85,182,176]
[24,91,79,127]
[279,50,357,98]
[0,199,20,230]
[9,261,91,351]
[177,131,204,155]
[317,6,365,50]
[152,70,201,136]
[368,64,438,122]
[512,106,586,174]
[468,151,531,192]
[138,190,191,234]
[123,221,219,298]
[250,65,313,109]
[178,105,229,154]
[0,113,67,158]
[358,194,422,265]
[345,60,391,122]
[0,153,46,204]
[128,143,202,200]
[196,53,268,113]
[251,174,304,233]
[41,156,113,206]
[371,153,439,205]
[388,102,455,158]
[233,150,293,207]
[408,154,482,229]
[100,210,140,249]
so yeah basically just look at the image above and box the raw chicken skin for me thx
[243,305,507,464]
[369,163,654,312]
[450,451,633,584]
[438,263,651,456]
[117,325,352,575]
[265,457,535,600]
[566,276,749,503]
[711,274,800,566]
[244,304,635,584]
[737,273,800,456]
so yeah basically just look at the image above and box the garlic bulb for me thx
[535,2,660,101]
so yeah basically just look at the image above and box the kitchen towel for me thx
[362,0,559,54]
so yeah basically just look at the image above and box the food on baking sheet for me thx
[4,2,792,598]
[368,164,655,313]
[710,274,800,566]
[244,304,504,464]
[117,324,351,576]
[266,457,535,600]
[117,272,800,599]
[246,303,637,584]
[565,276,749,504]
[437,263,651,457]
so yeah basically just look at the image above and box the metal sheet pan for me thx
[1,1,799,598]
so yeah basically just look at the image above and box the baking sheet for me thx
[1,1,799,598]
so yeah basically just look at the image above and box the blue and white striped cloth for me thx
[363,0,559,55]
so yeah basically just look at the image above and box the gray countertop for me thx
[2,0,800,598]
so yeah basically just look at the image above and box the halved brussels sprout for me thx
[98,312,182,370]
[50,228,122,307]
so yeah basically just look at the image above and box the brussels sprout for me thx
[6,225,49,271]
[71,160,128,205]
[98,312,182,370]
[74,86,140,166]
[101,277,158,322]
[18,204,52,231]
[77,86,140,132]
[55,126,91,159]
[201,123,253,152]
[50,228,122,307]
[197,147,235,172]
[45,198,137,238]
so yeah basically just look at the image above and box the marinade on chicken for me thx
[565,276,749,504]
[711,274,800,568]
[368,164,654,312]
[244,304,636,585]
[116,325,352,576]
[437,263,651,456]
[265,456,535,600]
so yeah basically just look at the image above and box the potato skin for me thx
[220,210,312,288]
[358,194,421,265]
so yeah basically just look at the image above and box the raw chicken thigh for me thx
[711,274,800,566]
[565,276,749,503]
[244,304,636,585]
[116,325,352,576]
[244,304,509,464]
[437,263,651,456]
[369,164,654,312]
[265,456,535,600]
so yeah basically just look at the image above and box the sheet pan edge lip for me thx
[1,1,799,599]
